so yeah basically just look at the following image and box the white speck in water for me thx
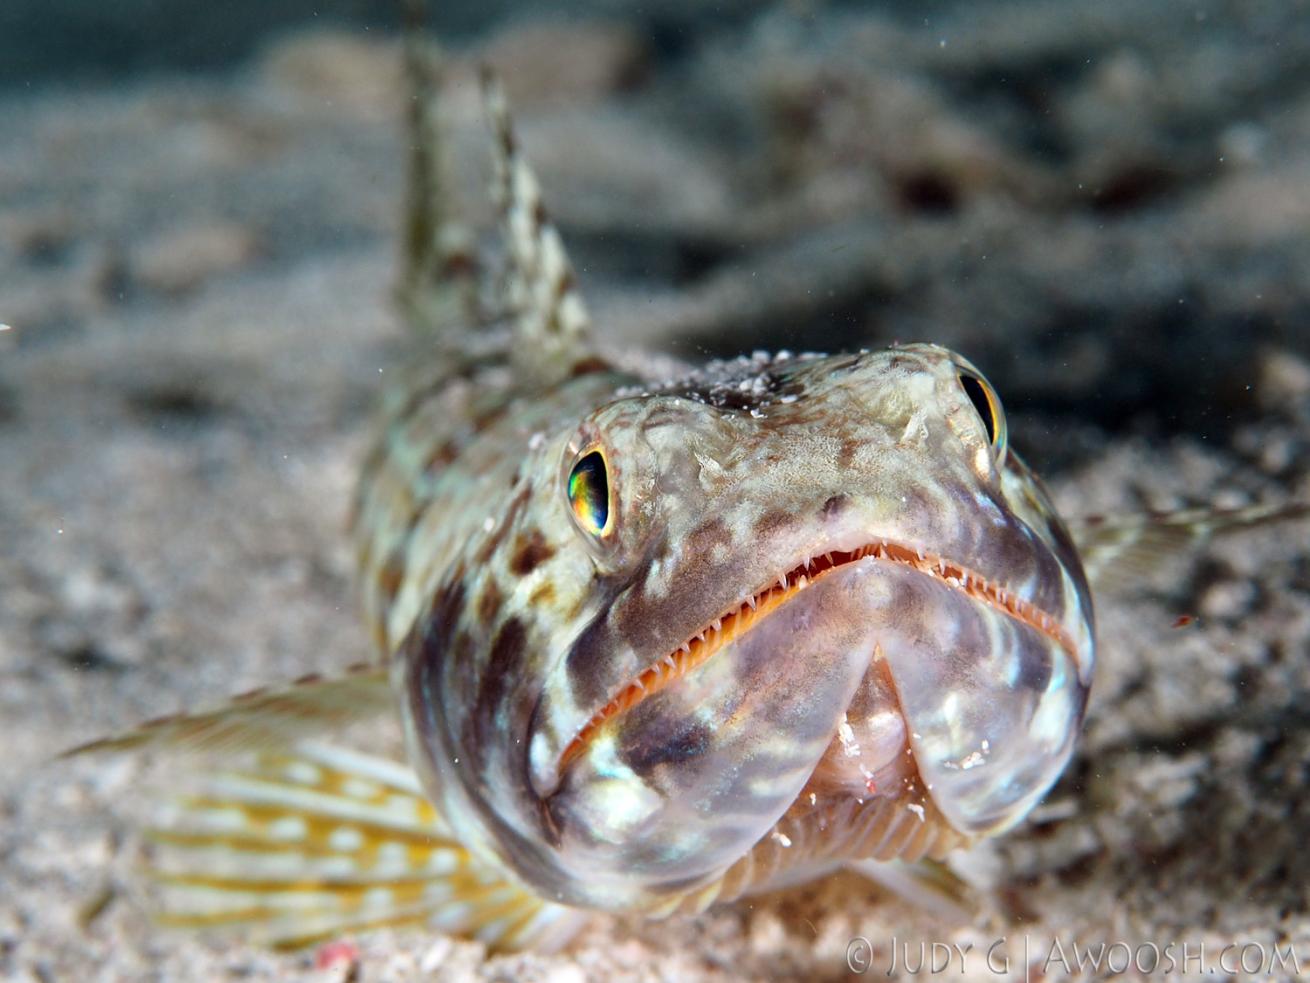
[0,323,11,332]
[482,516,495,533]
[939,38,947,47]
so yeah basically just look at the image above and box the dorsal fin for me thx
[397,0,479,337]
[480,67,595,386]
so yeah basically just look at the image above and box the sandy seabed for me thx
[3,3,1310,980]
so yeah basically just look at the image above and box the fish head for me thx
[405,346,1094,910]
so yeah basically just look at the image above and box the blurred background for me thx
[3,3,1310,980]
[4,0,1310,463]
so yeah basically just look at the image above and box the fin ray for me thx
[1069,501,1309,594]
[142,742,588,952]
[62,665,394,759]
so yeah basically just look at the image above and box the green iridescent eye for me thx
[567,449,612,536]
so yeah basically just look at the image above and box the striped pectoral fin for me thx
[1068,501,1310,595]
[62,664,394,759]
[143,741,588,952]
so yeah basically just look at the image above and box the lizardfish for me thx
[66,64,1306,952]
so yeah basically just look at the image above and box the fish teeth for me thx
[710,618,722,633]
[778,573,788,591]
[796,573,808,588]
[745,594,757,612]
[679,641,691,654]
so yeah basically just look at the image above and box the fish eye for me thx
[567,448,613,537]
[958,370,1007,456]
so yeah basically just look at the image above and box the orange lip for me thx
[557,540,1076,772]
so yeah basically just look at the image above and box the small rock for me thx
[260,30,403,118]
[475,20,648,109]
[1199,579,1257,622]
[1257,349,1310,408]
[131,223,258,296]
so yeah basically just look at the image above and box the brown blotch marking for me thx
[565,610,620,711]
[752,509,795,541]
[569,356,612,378]
[684,517,732,557]
[619,719,713,775]
[478,580,504,625]
[821,493,851,519]
[474,485,531,565]
[510,529,555,576]
[837,436,862,469]
[424,439,459,473]
[377,544,406,606]
[470,617,528,753]
[403,566,468,709]
[471,399,513,436]
[292,673,322,686]
[529,581,555,607]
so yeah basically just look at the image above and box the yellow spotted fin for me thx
[1068,501,1310,595]
[62,664,394,758]
[142,741,587,951]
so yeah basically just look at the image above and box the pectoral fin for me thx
[1068,501,1309,595]
[143,741,588,951]
[62,663,394,758]
[844,858,976,923]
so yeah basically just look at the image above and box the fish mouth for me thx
[558,538,1077,773]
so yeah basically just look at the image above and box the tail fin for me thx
[481,68,596,385]
[142,741,588,952]
[1069,501,1309,594]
